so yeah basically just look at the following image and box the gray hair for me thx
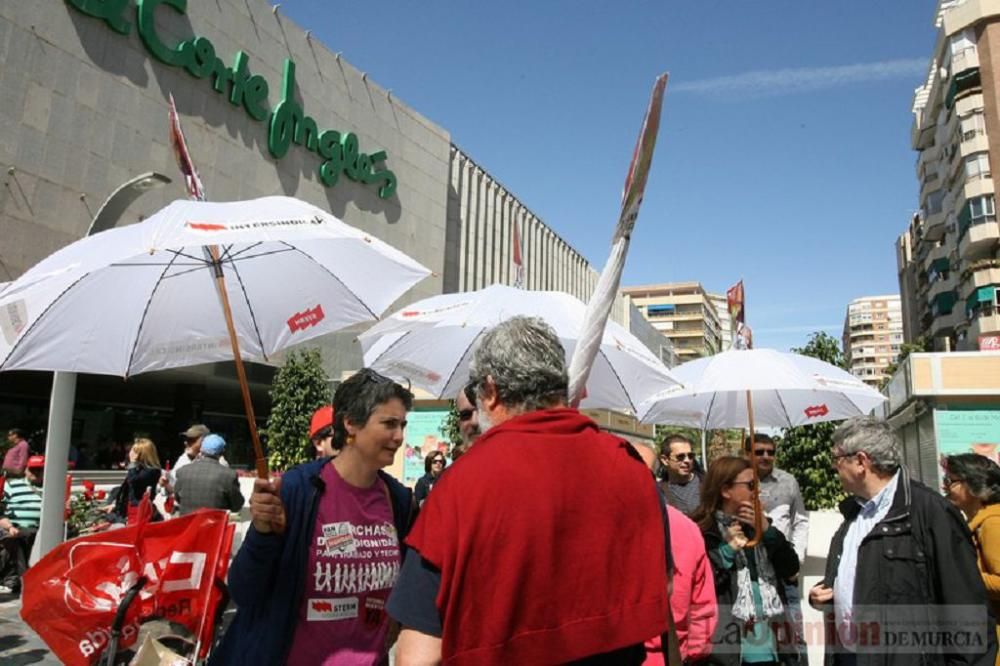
[832,417,901,476]
[469,316,568,412]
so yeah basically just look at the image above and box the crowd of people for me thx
[5,316,1000,665]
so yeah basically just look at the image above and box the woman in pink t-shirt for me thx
[219,369,415,666]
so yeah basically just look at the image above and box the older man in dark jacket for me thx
[174,434,244,515]
[809,417,997,666]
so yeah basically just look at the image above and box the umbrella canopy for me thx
[359,284,681,412]
[637,348,886,428]
[0,196,430,376]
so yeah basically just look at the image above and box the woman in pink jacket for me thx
[635,442,719,664]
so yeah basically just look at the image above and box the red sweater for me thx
[406,408,669,665]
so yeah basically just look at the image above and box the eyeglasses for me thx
[831,451,858,463]
[431,458,445,465]
[754,449,776,458]
[731,480,758,491]
[671,453,696,462]
[458,409,475,422]
[942,476,961,489]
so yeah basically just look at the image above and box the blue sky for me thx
[283,1,938,352]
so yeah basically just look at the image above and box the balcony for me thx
[928,272,957,302]
[930,308,962,337]
[952,48,980,78]
[922,244,951,274]
[959,220,1000,260]
[924,210,947,241]
[960,263,1000,299]
[946,67,981,109]
[966,311,1000,343]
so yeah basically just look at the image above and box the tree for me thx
[439,401,461,449]
[879,335,927,389]
[777,332,849,510]
[264,348,330,471]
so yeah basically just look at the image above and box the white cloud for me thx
[671,58,926,97]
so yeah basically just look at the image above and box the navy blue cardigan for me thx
[210,458,414,665]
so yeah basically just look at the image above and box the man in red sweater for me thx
[388,316,669,665]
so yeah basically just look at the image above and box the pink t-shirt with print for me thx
[286,463,400,666]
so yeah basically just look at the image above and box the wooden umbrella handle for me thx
[208,245,270,480]
[745,389,765,548]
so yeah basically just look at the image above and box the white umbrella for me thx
[359,284,681,413]
[637,348,886,429]
[0,196,430,376]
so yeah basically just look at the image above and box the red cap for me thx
[310,405,334,439]
[27,455,45,469]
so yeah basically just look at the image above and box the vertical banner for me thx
[727,279,752,350]
[567,73,669,405]
[402,409,450,484]
[512,216,525,288]
[167,94,206,202]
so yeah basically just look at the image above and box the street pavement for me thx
[0,594,57,665]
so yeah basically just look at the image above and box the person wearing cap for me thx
[165,424,210,490]
[0,455,44,595]
[309,405,337,459]
[174,434,244,516]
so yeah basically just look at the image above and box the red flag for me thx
[196,522,235,658]
[167,94,206,202]
[726,279,745,325]
[21,505,231,665]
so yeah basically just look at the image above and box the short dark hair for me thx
[945,453,1000,505]
[7,428,26,439]
[744,432,775,452]
[307,425,334,459]
[332,368,414,450]
[462,381,477,405]
[659,432,692,455]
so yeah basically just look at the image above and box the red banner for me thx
[726,280,745,324]
[21,505,232,665]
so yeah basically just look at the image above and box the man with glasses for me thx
[809,417,996,666]
[658,433,702,516]
[389,316,669,664]
[451,383,480,461]
[747,432,808,662]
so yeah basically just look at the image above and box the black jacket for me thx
[700,520,800,666]
[820,467,998,666]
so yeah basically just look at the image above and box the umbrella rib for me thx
[0,273,89,371]
[280,242,378,320]
[597,346,637,414]
[774,389,794,429]
[223,247,299,263]
[221,242,262,262]
[703,391,719,431]
[124,251,185,377]
[225,256,268,363]
[368,330,413,368]
[166,248,211,264]
[439,329,486,398]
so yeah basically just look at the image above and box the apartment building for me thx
[842,296,904,386]
[708,292,738,351]
[622,282,723,360]
[899,0,1000,352]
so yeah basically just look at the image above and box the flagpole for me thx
[744,389,765,548]
[169,96,269,478]
[567,73,668,405]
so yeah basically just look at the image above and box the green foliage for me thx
[879,336,927,389]
[439,401,461,448]
[778,331,849,510]
[264,348,330,471]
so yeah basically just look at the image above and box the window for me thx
[960,113,986,141]
[646,304,675,316]
[964,153,990,180]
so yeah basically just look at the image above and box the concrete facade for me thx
[623,281,723,360]
[902,0,1000,352]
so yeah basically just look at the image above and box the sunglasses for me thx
[942,476,961,489]
[731,480,758,491]
[754,449,776,457]
[359,367,411,391]
[432,457,445,464]
[458,409,475,422]
[671,452,696,462]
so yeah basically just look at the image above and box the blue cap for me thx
[201,433,226,456]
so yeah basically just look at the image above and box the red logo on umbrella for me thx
[804,404,829,419]
[401,310,421,317]
[312,600,334,613]
[185,222,227,231]
[287,305,325,333]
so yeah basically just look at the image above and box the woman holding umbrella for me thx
[214,369,416,665]
[691,456,800,666]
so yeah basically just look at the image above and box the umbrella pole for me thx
[745,389,765,547]
[208,245,270,479]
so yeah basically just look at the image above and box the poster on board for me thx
[403,409,449,484]
[935,410,1000,464]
